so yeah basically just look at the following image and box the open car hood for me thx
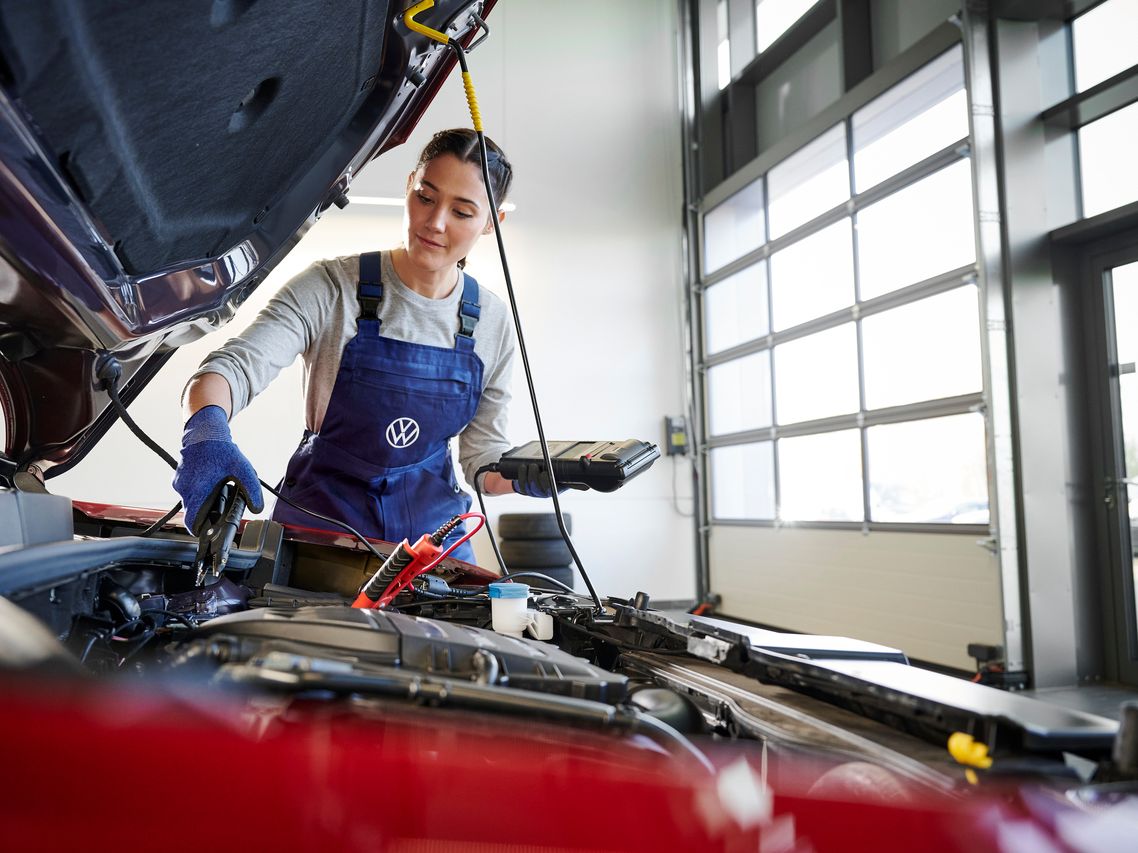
[0,0,494,483]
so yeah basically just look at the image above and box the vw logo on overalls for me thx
[386,417,420,449]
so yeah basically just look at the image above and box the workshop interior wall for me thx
[53,0,697,602]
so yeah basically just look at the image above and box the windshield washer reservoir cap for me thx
[488,582,529,599]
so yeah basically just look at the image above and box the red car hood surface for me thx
[0,673,1022,853]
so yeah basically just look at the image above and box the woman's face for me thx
[402,152,499,274]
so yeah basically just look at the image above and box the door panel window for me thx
[862,286,982,410]
[853,46,967,193]
[858,160,976,300]
[867,414,989,524]
[708,351,773,436]
[778,430,863,521]
[705,262,769,354]
[711,442,776,520]
[774,324,859,425]
[704,179,764,274]
[770,219,854,331]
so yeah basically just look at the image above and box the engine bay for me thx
[0,490,1134,809]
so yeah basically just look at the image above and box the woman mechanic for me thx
[172,128,557,563]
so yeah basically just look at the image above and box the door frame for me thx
[1082,230,1138,685]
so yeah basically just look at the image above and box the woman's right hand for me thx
[172,405,264,535]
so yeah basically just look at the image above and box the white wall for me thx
[53,0,697,602]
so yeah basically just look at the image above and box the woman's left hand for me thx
[511,463,568,499]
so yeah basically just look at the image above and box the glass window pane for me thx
[857,159,976,300]
[1111,262,1138,520]
[1072,0,1138,93]
[717,0,731,90]
[711,442,775,520]
[755,0,821,53]
[774,324,859,424]
[853,46,968,193]
[867,414,989,524]
[708,351,772,435]
[1080,101,1138,219]
[1113,261,1138,366]
[1122,374,1137,500]
[704,262,769,354]
[770,219,854,330]
[778,430,863,521]
[767,124,848,239]
[862,286,983,410]
[704,178,765,274]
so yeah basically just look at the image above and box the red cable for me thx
[373,512,486,608]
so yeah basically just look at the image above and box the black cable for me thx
[104,380,179,471]
[630,713,715,775]
[78,632,102,664]
[98,352,389,564]
[671,457,694,518]
[258,478,386,563]
[411,588,454,599]
[450,42,603,613]
[140,609,196,629]
[494,571,575,595]
[412,580,484,598]
[139,502,182,537]
[390,597,488,611]
[473,476,589,596]
[116,629,158,667]
[474,465,509,575]
[110,618,146,639]
[110,608,195,641]
[571,624,690,657]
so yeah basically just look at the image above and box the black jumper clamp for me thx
[194,483,246,586]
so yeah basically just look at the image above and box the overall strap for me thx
[357,252,384,334]
[455,273,481,351]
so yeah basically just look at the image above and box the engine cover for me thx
[189,606,628,703]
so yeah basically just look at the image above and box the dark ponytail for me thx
[416,128,513,207]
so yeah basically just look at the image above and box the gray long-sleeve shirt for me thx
[192,251,516,484]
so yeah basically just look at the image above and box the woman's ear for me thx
[483,209,506,234]
[406,170,416,193]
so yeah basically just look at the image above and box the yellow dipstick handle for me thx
[405,0,483,132]
[947,732,993,769]
[404,0,450,45]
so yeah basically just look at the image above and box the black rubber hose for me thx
[451,42,602,612]
[97,352,389,564]
[138,502,182,537]
[474,465,509,575]
[103,377,179,471]
[494,571,576,595]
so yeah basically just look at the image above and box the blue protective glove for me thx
[172,406,264,535]
[511,462,568,499]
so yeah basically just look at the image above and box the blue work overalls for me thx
[272,252,484,563]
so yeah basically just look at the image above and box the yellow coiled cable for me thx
[462,71,483,132]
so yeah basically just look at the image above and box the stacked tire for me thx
[497,513,575,590]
